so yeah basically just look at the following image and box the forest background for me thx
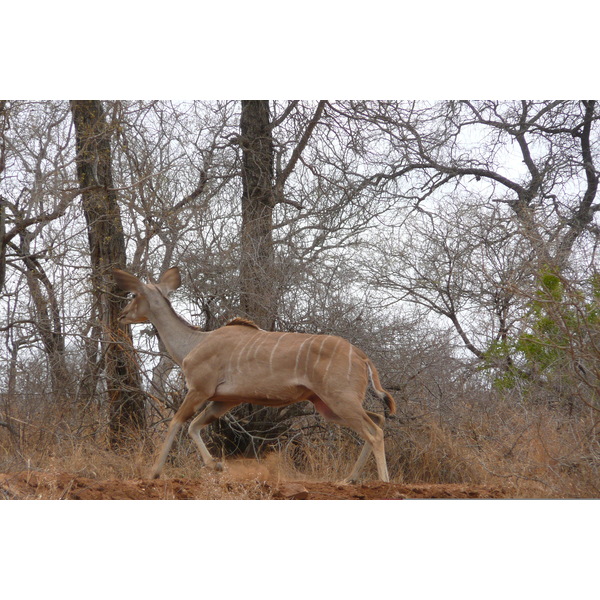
[3,2,598,598]
[1,99,599,498]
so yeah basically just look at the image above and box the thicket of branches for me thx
[1,100,599,495]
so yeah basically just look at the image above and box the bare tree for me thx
[365,197,536,365]
[341,100,599,270]
[237,100,277,330]
[0,101,81,414]
[9,234,71,401]
[70,100,146,445]
[327,101,600,372]
[0,100,8,292]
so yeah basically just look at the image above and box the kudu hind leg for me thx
[344,410,388,483]
[366,410,390,482]
[325,399,390,483]
[149,390,208,479]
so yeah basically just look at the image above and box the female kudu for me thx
[114,267,396,482]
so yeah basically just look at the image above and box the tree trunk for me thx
[211,101,280,458]
[16,234,71,403]
[239,100,276,331]
[0,100,8,292]
[70,100,146,446]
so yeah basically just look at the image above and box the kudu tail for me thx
[366,359,396,415]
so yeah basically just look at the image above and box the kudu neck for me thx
[149,295,205,366]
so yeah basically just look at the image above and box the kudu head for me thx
[113,267,182,325]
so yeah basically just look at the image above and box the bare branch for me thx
[274,100,327,205]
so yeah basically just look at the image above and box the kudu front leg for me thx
[149,390,208,479]
[187,400,239,472]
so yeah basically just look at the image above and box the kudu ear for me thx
[157,267,181,294]
[113,269,143,293]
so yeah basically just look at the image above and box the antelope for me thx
[113,267,396,482]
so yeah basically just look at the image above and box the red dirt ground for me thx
[0,467,508,500]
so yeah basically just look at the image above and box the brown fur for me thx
[225,317,260,329]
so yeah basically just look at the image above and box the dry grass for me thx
[1,397,599,498]
[383,399,600,498]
